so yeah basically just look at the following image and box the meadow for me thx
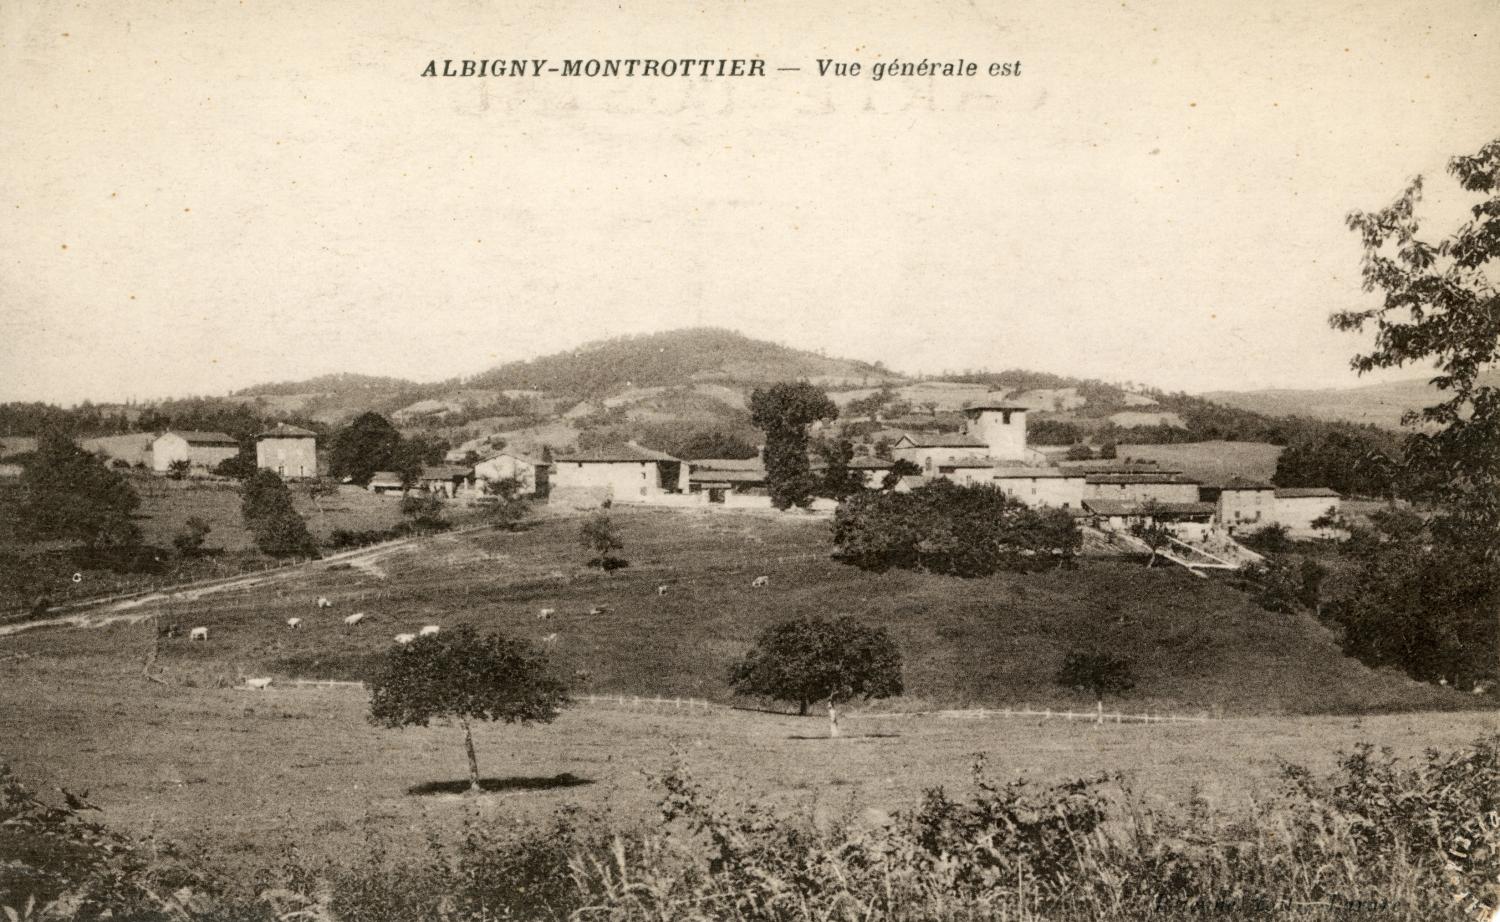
[1117,441,1283,483]
[2,505,1496,919]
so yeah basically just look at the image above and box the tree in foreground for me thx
[1128,506,1175,567]
[750,381,838,509]
[240,469,317,558]
[728,616,903,737]
[17,432,140,548]
[579,509,626,570]
[1055,650,1136,718]
[833,480,1080,576]
[368,624,569,792]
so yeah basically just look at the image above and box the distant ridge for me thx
[1204,370,1499,429]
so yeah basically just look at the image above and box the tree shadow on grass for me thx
[786,732,902,741]
[406,773,594,796]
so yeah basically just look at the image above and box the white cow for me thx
[537,608,555,620]
[189,627,208,641]
[542,632,558,643]
[316,597,332,609]
[419,625,440,636]
[344,612,366,626]
[588,605,611,616]
[394,633,416,645]
[751,575,769,588]
[286,618,302,629]
[245,677,273,690]
[656,584,669,596]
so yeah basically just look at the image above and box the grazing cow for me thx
[344,612,366,626]
[394,633,416,645]
[286,618,302,629]
[656,584,668,596]
[189,627,208,641]
[588,605,612,616]
[573,668,592,682]
[316,597,332,609]
[419,625,440,636]
[245,677,273,690]
[537,608,555,620]
[542,632,558,643]
[751,575,769,588]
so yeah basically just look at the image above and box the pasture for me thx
[1119,440,1283,482]
[1,505,1492,887]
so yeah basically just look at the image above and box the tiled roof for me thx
[961,403,1031,412]
[256,423,317,439]
[162,430,238,446]
[1215,476,1274,491]
[1274,487,1341,499]
[368,471,404,486]
[937,456,996,468]
[555,444,680,463]
[990,466,1086,479]
[1084,499,1215,517]
[895,433,987,449]
[1084,472,1200,485]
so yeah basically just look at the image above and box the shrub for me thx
[832,480,1079,576]
[1055,649,1136,705]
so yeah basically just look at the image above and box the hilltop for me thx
[1205,370,1500,429]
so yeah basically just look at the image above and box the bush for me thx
[832,480,1079,577]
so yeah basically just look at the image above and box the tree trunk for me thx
[827,697,841,738]
[798,699,808,716]
[460,718,481,793]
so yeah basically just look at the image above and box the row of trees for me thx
[326,412,449,486]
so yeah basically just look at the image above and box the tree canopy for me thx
[728,616,903,736]
[833,480,1080,577]
[368,624,569,791]
[750,382,838,510]
[328,412,405,486]
[17,432,140,548]
[240,469,317,558]
[1055,650,1136,706]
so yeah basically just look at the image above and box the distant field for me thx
[1119,441,1282,482]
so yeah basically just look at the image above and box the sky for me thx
[1,0,1497,405]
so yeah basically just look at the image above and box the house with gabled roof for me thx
[150,430,240,473]
[551,443,688,505]
[255,423,317,479]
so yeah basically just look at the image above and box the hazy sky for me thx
[2,0,1497,404]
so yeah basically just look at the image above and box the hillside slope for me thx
[26,509,1468,718]
[1204,370,1500,429]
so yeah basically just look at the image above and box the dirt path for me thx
[0,526,493,638]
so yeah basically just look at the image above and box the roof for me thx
[555,444,681,463]
[1084,499,1215,517]
[895,433,987,449]
[689,469,768,484]
[690,457,766,472]
[1274,487,1342,499]
[990,466,1086,479]
[160,430,238,446]
[1085,472,1200,485]
[256,423,317,439]
[847,456,894,469]
[1215,476,1274,491]
[368,471,404,486]
[420,464,472,480]
[1058,461,1178,474]
[937,455,997,469]
[961,404,1031,413]
[477,451,542,466]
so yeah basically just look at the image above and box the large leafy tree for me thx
[17,432,140,548]
[328,412,404,486]
[240,469,317,558]
[1332,136,1500,682]
[728,616,903,737]
[750,382,838,509]
[368,625,569,792]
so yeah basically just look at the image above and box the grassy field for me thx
[1118,441,1282,482]
[1,505,1495,909]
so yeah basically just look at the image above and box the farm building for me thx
[847,455,893,489]
[1271,487,1342,532]
[551,444,688,506]
[367,471,405,494]
[150,430,239,473]
[934,456,998,485]
[891,433,989,474]
[255,424,317,479]
[991,467,1087,509]
[418,464,473,497]
[1084,498,1216,540]
[688,458,773,507]
[1083,471,1201,505]
[959,404,1034,463]
[473,451,547,496]
[1207,477,1278,530]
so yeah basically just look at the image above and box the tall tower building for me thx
[961,404,1030,463]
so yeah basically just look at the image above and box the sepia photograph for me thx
[1,1,1497,919]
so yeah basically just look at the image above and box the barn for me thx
[551,444,688,506]
[150,430,240,473]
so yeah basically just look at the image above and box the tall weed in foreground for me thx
[3,734,1498,920]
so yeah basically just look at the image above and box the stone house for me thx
[255,423,318,479]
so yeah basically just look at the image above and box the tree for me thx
[750,382,838,510]
[17,432,140,548]
[728,616,903,737]
[171,517,212,557]
[579,510,626,570]
[833,480,1080,577]
[1128,505,1175,567]
[400,491,446,529]
[879,458,921,491]
[328,412,403,485]
[1056,650,1136,715]
[368,625,569,792]
[1064,444,1094,462]
[817,439,864,501]
[240,470,317,558]
[1335,135,1500,683]
[166,458,191,480]
[1097,440,1118,460]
